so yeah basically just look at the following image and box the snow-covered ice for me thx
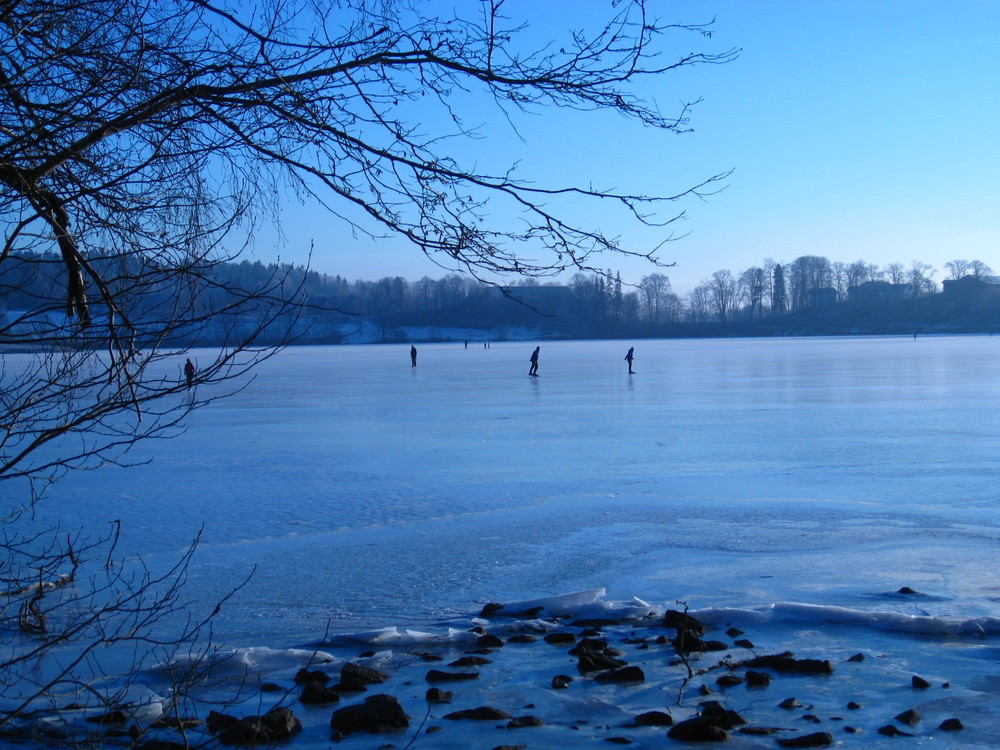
[9,334,1000,747]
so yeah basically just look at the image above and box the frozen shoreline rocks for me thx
[4,590,980,749]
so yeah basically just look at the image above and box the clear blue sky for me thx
[247,1,1000,296]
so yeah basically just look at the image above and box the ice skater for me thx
[624,346,635,374]
[410,345,417,366]
[183,358,196,388]
[529,346,540,376]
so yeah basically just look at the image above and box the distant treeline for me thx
[299,254,1000,339]
[4,252,1000,343]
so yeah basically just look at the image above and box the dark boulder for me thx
[330,694,409,735]
[480,602,504,617]
[295,668,331,684]
[551,674,573,689]
[745,670,771,687]
[667,716,729,743]
[715,674,744,688]
[569,638,609,655]
[507,715,544,728]
[411,651,442,662]
[514,605,543,618]
[664,610,705,636]
[633,710,673,727]
[85,709,130,725]
[776,732,833,748]
[577,650,627,673]
[745,654,833,675]
[507,634,537,644]
[443,706,512,721]
[150,716,202,730]
[218,707,302,746]
[544,632,577,645]
[877,725,913,737]
[594,666,645,684]
[699,700,746,729]
[206,711,238,734]
[339,661,389,689]
[300,681,341,705]
[450,655,492,667]
[738,726,784,736]
[673,631,728,653]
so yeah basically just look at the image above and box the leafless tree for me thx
[831,261,848,301]
[883,262,907,285]
[738,266,766,319]
[788,255,832,310]
[686,283,712,323]
[661,292,685,323]
[708,269,738,322]
[969,260,994,279]
[845,259,870,290]
[621,291,641,323]
[865,263,883,282]
[1,0,735,739]
[639,273,673,322]
[907,261,938,297]
[945,259,972,280]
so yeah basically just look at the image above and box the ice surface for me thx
[22,335,1000,637]
[8,335,1000,747]
[158,646,340,681]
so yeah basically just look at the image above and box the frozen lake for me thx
[27,334,1000,642]
[12,334,1000,748]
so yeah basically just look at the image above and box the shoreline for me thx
[8,591,995,749]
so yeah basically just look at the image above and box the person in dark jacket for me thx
[529,346,540,376]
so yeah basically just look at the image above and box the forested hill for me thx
[3,253,1000,345]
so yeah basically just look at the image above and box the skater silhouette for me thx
[529,346,540,376]
[624,346,635,374]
